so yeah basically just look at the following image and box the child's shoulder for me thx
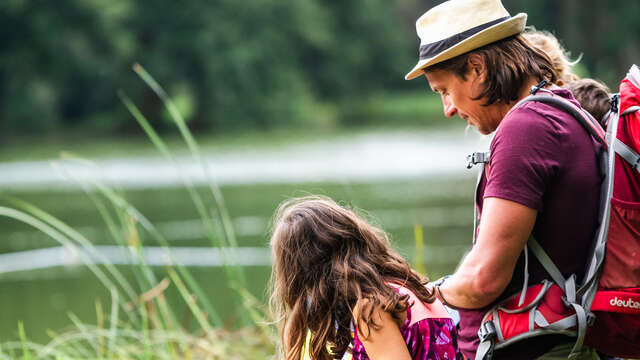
[390,284,452,326]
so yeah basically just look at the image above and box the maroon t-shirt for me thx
[457,89,602,360]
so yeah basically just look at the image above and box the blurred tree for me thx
[503,0,639,86]
[0,0,637,138]
[0,0,412,136]
[120,0,415,131]
[0,0,126,133]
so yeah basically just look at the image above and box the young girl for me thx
[269,196,462,360]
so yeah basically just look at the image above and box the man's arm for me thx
[433,197,537,309]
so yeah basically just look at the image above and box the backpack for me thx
[471,65,640,360]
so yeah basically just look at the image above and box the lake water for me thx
[0,128,491,342]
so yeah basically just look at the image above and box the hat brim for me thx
[405,13,527,80]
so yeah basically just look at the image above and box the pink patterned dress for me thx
[351,285,463,360]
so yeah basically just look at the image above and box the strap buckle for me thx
[466,152,490,169]
[610,93,620,113]
[530,80,549,95]
[478,321,497,342]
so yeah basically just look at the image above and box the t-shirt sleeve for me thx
[484,106,563,211]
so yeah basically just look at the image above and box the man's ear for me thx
[467,54,486,79]
[467,54,486,98]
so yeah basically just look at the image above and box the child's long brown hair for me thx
[268,196,435,360]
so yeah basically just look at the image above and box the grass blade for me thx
[131,64,244,276]
[107,288,118,359]
[167,268,213,335]
[413,224,426,275]
[18,322,32,360]
[0,206,137,325]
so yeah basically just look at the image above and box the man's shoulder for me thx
[495,104,561,144]
[497,96,585,143]
[501,90,584,131]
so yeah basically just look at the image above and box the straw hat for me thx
[405,0,527,80]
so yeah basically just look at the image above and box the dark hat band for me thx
[419,16,511,60]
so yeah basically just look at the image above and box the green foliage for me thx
[0,0,414,137]
[503,0,640,87]
[1,0,636,137]
[0,0,123,132]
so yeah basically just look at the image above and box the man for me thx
[404,0,602,359]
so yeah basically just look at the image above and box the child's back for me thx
[352,284,459,360]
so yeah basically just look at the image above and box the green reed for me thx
[0,65,273,358]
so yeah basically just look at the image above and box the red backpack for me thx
[582,64,640,357]
[472,65,640,360]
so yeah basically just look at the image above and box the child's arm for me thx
[353,302,412,360]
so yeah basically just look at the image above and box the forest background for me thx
[2,0,637,141]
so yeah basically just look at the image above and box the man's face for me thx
[424,69,502,135]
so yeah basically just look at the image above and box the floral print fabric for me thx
[351,305,462,360]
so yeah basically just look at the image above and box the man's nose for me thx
[442,94,457,117]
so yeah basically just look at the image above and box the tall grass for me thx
[0,65,275,359]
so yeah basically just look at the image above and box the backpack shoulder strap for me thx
[615,138,640,172]
[510,89,615,358]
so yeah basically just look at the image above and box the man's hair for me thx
[425,34,557,106]
[567,78,611,124]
